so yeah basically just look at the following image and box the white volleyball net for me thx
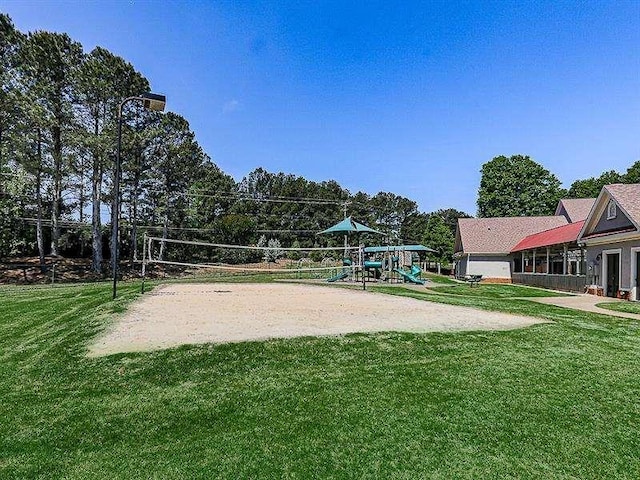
[142,235,362,280]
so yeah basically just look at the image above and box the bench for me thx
[464,274,483,287]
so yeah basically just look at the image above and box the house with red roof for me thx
[454,216,568,282]
[454,196,596,290]
[510,220,587,292]
[455,184,640,299]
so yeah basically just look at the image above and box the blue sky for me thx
[2,1,639,215]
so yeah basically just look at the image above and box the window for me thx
[607,200,617,220]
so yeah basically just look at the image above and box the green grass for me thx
[427,283,570,298]
[422,272,458,284]
[597,301,640,315]
[2,281,640,478]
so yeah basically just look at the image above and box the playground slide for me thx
[394,268,425,285]
[327,271,349,283]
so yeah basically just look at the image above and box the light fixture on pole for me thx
[112,92,166,299]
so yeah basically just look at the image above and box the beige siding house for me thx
[454,216,568,281]
[578,184,640,300]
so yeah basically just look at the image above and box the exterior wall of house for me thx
[592,207,634,234]
[556,205,570,222]
[466,255,512,280]
[585,239,640,299]
[455,256,468,278]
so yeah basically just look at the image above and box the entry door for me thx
[606,253,620,297]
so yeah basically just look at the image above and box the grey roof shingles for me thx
[456,216,568,254]
[555,198,596,223]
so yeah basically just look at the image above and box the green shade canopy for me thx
[363,244,437,253]
[318,217,384,235]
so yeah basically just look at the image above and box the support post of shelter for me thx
[533,249,537,273]
[546,247,550,274]
[563,244,568,275]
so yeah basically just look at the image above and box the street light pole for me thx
[112,93,166,299]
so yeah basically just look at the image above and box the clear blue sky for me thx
[2,1,639,215]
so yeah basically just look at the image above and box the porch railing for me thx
[512,273,586,293]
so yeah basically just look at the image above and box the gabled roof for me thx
[578,183,640,241]
[606,184,640,226]
[511,220,585,253]
[455,216,568,255]
[554,198,596,223]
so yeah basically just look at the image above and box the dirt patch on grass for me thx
[88,283,547,356]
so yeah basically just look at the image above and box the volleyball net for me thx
[142,235,363,279]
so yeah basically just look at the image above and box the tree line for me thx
[0,14,469,273]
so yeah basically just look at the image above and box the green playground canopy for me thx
[363,244,437,253]
[318,216,384,235]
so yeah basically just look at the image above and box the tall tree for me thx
[144,112,205,260]
[0,14,23,169]
[369,192,418,242]
[0,14,24,257]
[421,214,454,264]
[18,31,83,256]
[75,46,149,272]
[400,212,429,244]
[477,155,564,217]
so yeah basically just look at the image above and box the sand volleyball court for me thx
[88,283,546,356]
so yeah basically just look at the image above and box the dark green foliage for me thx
[567,170,624,198]
[421,214,454,263]
[623,160,640,184]
[2,282,640,478]
[417,209,471,263]
[477,155,565,217]
[432,207,472,237]
[369,191,419,241]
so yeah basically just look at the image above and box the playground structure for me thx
[318,217,435,286]
[139,216,436,289]
[326,244,435,285]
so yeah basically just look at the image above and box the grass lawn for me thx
[426,283,570,298]
[422,272,458,284]
[2,281,640,479]
[597,301,640,315]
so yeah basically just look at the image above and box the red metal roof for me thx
[511,220,585,252]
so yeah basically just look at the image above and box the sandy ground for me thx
[88,283,547,356]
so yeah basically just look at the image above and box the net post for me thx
[361,244,366,291]
[141,232,147,294]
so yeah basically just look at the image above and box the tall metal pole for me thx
[112,101,124,300]
[111,94,166,300]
